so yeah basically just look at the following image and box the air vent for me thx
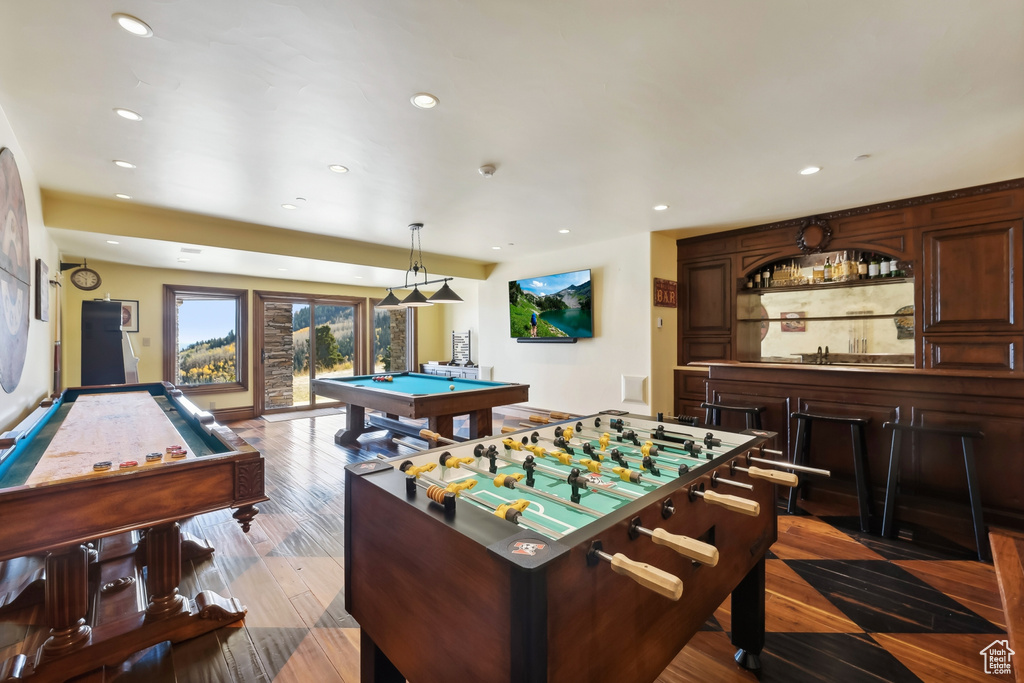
[180,247,202,254]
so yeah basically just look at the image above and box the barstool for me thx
[788,412,872,532]
[881,421,987,561]
[701,402,765,429]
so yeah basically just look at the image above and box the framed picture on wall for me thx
[109,299,139,333]
[35,259,49,321]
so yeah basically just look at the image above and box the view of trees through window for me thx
[176,298,239,386]
[290,304,355,405]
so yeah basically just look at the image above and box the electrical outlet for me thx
[209,402,216,410]
[142,337,151,347]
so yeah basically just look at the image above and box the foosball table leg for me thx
[730,556,766,671]
[360,630,404,683]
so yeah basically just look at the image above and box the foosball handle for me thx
[609,553,683,601]
[703,491,760,517]
[549,411,571,420]
[529,415,551,424]
[747,466,799,487]
[501,426,517,434]
[651,529,720,566]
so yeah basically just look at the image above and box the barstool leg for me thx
[962,437,989,562]
[851,424,871,533]
[787,418,810,514]
[881,428,902,538]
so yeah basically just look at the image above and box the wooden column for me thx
[38,545,92,661]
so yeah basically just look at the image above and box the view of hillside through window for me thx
[176,298,238,386]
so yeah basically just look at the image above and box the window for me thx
[163,285,248,393]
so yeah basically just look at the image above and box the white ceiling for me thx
[0,1,1022,284]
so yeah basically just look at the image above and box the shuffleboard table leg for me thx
[360,629,404,683]
[37,545,92,662]
[730,556,766,671]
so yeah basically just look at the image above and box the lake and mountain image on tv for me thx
[509,269,593,338]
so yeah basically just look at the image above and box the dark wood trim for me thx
[162,285,249,394]
[677,177,1024,245]
[211,405,256,422]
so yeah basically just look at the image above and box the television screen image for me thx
[509,269,593,338]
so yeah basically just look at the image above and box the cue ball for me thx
[449,384,455,391]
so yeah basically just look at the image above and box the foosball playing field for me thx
[344,411,813,683]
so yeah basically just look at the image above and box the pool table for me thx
[311,372,529,445]
[0,382,267,681]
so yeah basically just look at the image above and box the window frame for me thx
[163,284,249,394]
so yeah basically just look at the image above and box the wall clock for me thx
[69,264,101,291]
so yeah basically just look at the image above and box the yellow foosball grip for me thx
[503,438,524,451]
[526,445,547,458]
[641,442,655,458]
[609,553,683,601]
[549,411,571,420]
[747,466,799,487]
[613,466,642,484]
[443,456,476,469]
[529,415,551,424]
[419,429,442,441]
[650,529,720,566]
[579,458,603,474]
[404,463,437,478]
[561,426,575,440]
[599,433,611,450]
[494,473,525,488]
[445,479,478,494]
[703,491,760,517]
[501,426,517,434]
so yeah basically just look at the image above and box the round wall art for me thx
[0,147,30,393]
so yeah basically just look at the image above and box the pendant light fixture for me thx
[381,223,463,308]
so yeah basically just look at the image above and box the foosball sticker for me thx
[581,473,613,488]
[509,539,548,556]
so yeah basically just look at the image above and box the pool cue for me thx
[729,461,799,487]
[745,452,831,477]
[627,519,719,566]
[406,468,564,538]
[587,542,683,601]
[688,487,760,517]
[438,452,603,517]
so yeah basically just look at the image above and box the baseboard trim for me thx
[212,405,256,422]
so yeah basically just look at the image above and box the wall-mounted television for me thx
[508,268,593,341]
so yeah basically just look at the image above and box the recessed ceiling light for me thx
[114,193,132,200]
[113,108,143,121]
[277,268,288,271]
[106,240,120,245]
[177,257,191,263]
[113,160,136,169]
[353,275,363,279]
[281,203,297,210]
[112,13,153,37]
[559,229,571,234]
[491,246,502,250]
[653,204,669,211]
[411,93,439,109]
[800,166,821,175]
[329,164,349,173]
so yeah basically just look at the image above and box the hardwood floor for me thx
[0,408,1012,682]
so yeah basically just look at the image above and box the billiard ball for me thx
[449,384,455,391]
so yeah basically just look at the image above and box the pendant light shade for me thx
[427,280,464,303]
[400,286,432,307]
[377,290,403,309]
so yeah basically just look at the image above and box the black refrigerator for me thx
[81,300,125,385]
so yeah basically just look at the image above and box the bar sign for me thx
[654,278,677,308]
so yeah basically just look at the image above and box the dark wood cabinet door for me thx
[921,219,1023,333]
[680,258,732,335]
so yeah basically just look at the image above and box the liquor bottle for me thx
[858,252,868,280]
[843,251,853,280]
[823,257,832,282]
[746,277,753,289]
[890,258,901,278]
[762,264,771,288]
[868,253,880,278]
[880,255,891,278]
[753,272,761,288]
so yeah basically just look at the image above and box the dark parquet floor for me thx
[0,407,1013,682]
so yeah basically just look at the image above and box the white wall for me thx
[0,104,58,428]
[473,233,653,414]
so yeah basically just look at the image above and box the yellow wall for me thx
[0,106,59,429]
[60,260,446,411]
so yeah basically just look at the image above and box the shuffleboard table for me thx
[311,371,529,445]
[0,382,267,681]
[346,411,794,682]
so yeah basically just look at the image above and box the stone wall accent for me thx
[390,310,408,372]
[264,302,294,408]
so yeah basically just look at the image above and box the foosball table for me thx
[345,411,799,683]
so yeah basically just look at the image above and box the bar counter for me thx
[688,361,1024,537]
